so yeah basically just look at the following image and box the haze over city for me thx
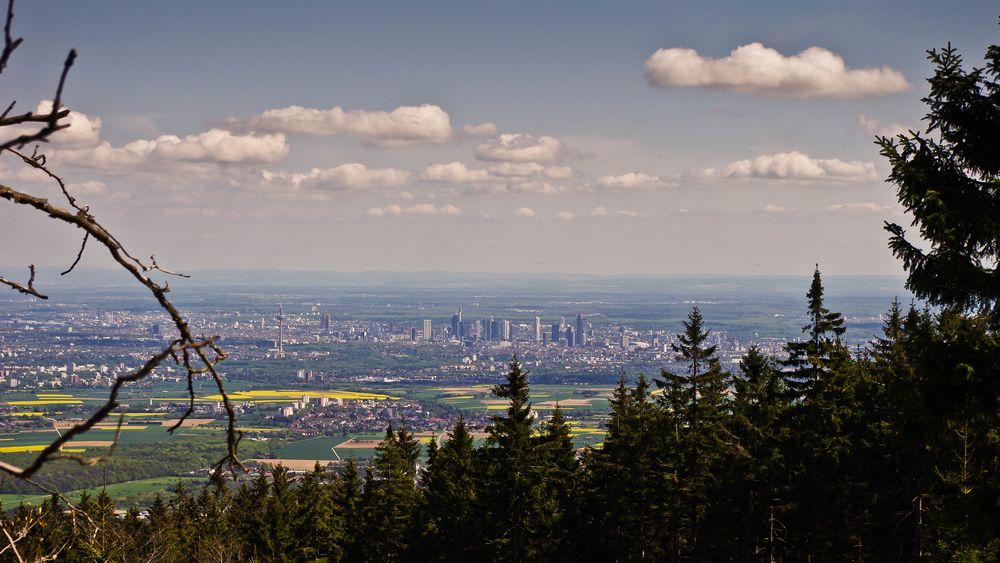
[0,0,994,275]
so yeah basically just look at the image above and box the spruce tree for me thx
[878,41,1000,325]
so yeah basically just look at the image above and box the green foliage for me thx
[878,42,1000,324]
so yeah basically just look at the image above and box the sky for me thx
[0,1,997,276]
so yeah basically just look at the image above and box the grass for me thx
[0,476,209,510]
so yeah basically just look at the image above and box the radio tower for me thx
[276,304,285,358]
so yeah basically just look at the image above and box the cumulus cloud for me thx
[644,42,909,99]
[616,210,642,218]
[58,129,289,169]
[475,134,563,163]
[589,206,609,217]
[488,162,573,179]
[858,114,910,138]
[239,103,451,145]
[366,202,461,217]
[514,207,538,218]
[709,151,877,182]
[596,172,675,189]
[0,101,103,148]
[462,122,499,136]
[264,163,410,190]
[421,162,494,184]
[826,202,890,213]
[764,204,789,212]
[556,211,575,221]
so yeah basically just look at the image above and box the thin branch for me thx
[0,0,23,74]
[60,231,89,275]
[0,525,25,563]
[0,264,47,299]
[0,49,75,152]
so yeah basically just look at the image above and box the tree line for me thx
[3,266,999,561]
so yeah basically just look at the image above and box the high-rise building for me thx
[423,319,433,341]
[566,326,576,347]
[576,314,587,347]
[551,323,561,342]
[410,327,417,341]
[534,316,541,342]
[451,311,460,339]
[275,304,286,358]
[320,313,330,331]
[620,332,630,348]
[501,319,511,341]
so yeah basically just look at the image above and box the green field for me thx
[0,476,208,509]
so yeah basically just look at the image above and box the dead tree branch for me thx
[0,264,46,299]
[0,0,243,484]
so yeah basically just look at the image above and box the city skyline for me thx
[1,1,997,276]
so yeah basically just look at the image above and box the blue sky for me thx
[1,1,997,275]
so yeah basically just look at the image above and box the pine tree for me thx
[358,424,422,561]
[784,265,848,399]
[878,41,1000,325]
[726,346,790,560]
[480,357,545,562]
[416,417,479,561]
[655,306,731,560]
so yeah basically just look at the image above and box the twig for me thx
[0,0,23,74]
[0,49,75,152]
[0,523,25,563]
[61,231,89,275]
[0,264,47,299]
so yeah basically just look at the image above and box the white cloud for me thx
[421,162,495,184]
[645,42,909,99]
[616,210,642,218]
[475,134,563,163]
[764,204,788,212]
[596,172,675,189]
[58,129,289,169]
[264,163,410,190]
[556,211,575,221]
[367,202,461,217]
[241,103,451,145]
[711,151,877,182]
[858,114,910,138]
[508,180,565,194]
[0,101,102,149]
[462,122,498,136]
[514,207,538,218]
[589,206,609,217]
[826,202,889,213]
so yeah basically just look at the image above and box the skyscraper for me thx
[451,311,460,339]
[551,322,561,342]
[576,314,587,347]
[423,319,433,341]
[534,316,541,342]
[566,326,576,347]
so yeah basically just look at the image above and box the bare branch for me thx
[0,524,26,563]
[0,264,47,299]
[147,253,191,278]
[0,0,244,488]
[0,48,75,152]
[60,231,89,275]
[6,145,85,211]
[0,0,23,74]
